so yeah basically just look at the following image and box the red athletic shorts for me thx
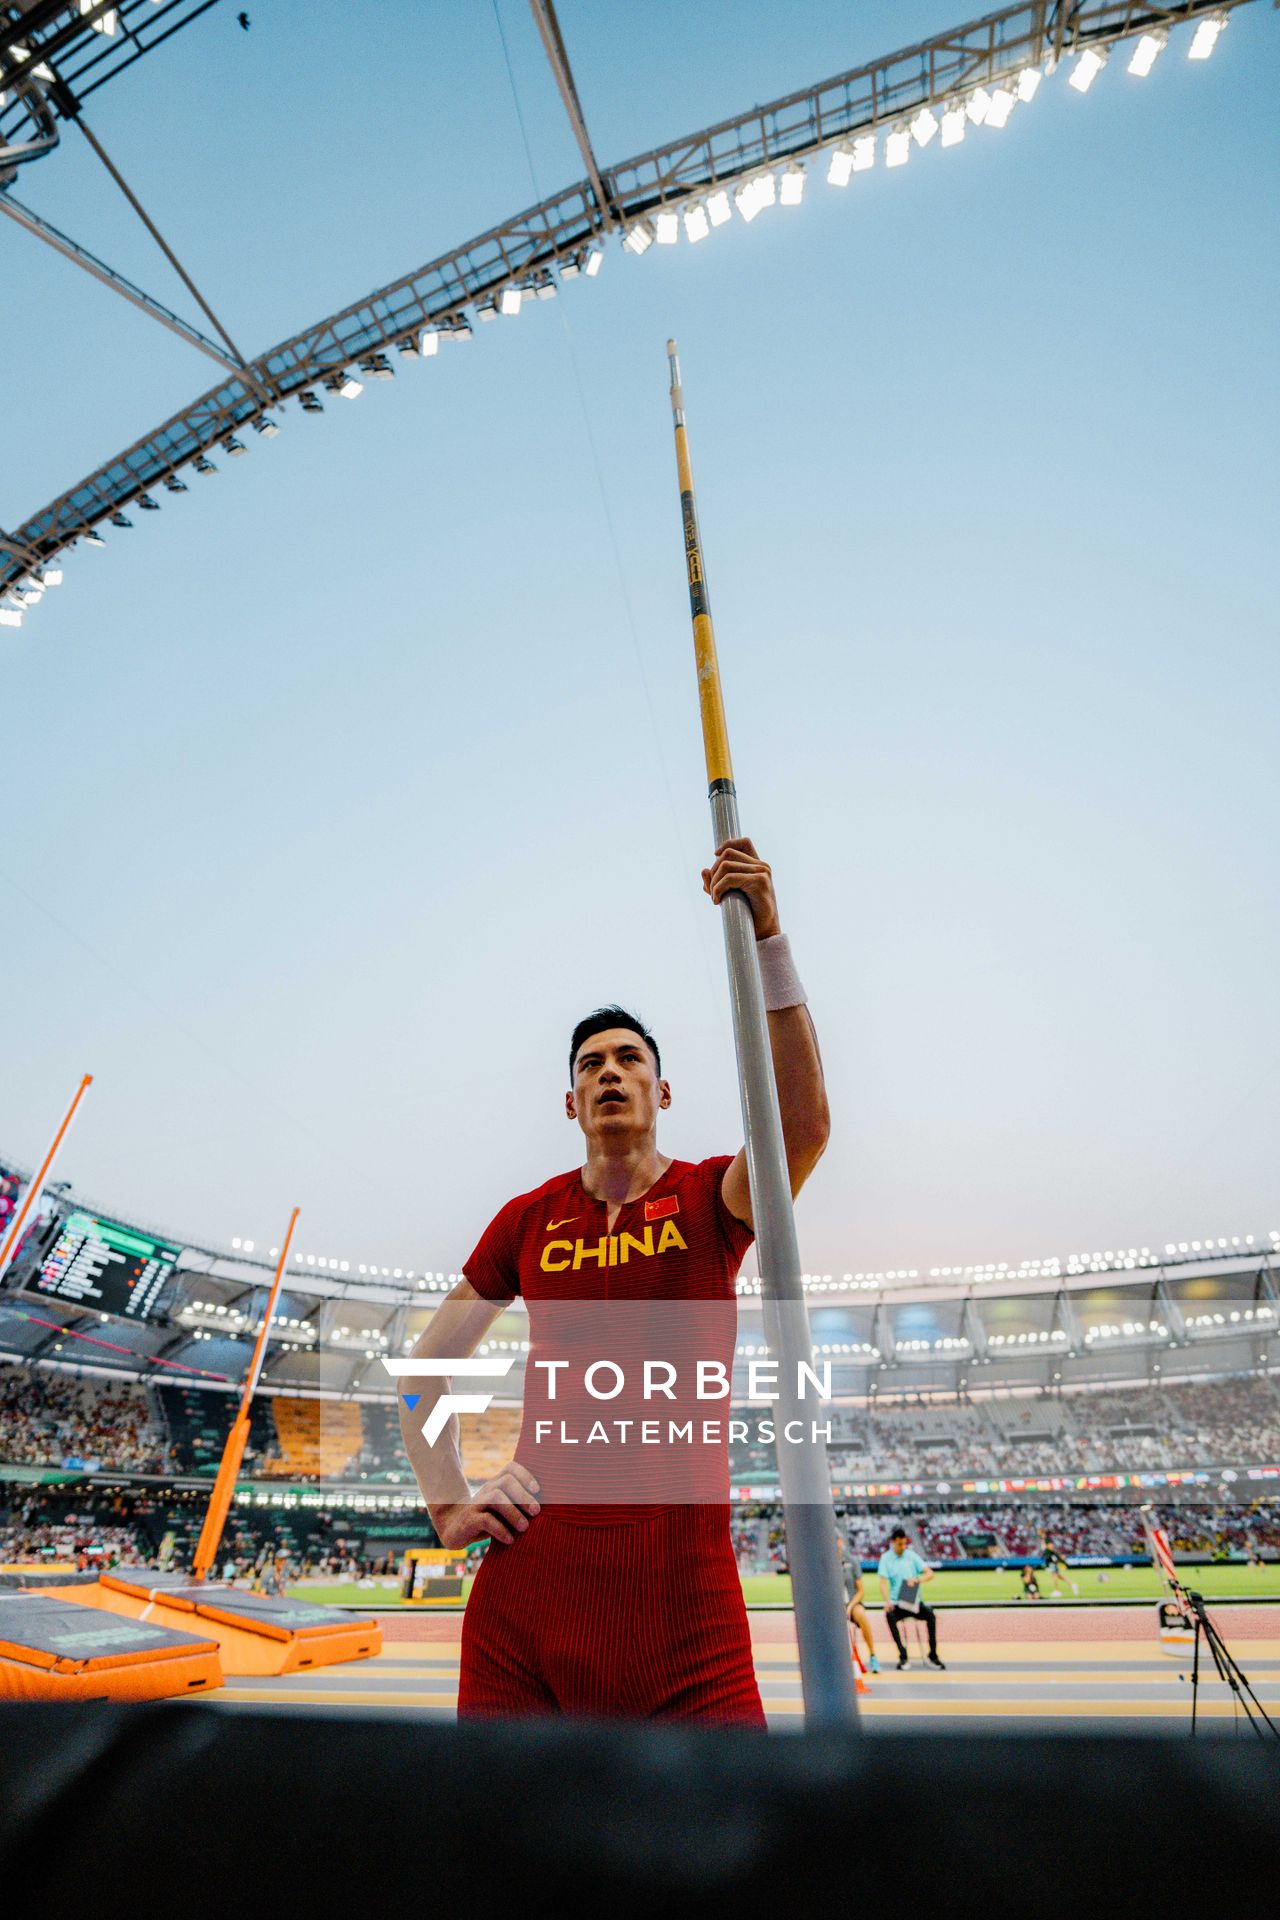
[457,1504,765,1727]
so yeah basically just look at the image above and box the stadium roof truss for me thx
[0,0,1262,600]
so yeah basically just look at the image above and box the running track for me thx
[191,1605,1280,1733]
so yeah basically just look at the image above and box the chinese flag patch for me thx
[645,1194,680,1221]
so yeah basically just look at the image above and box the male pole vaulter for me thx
[395,841,828,1723]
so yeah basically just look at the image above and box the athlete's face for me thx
[566,1028,671,1144]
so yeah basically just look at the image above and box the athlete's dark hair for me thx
[569,1006,661,1081]
[890,1525,908,1540]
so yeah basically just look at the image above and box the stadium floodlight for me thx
[967,88,992,125]
[138,492,161,508]
[734,178,762,222]
[80,2,118,33]
[756,172,778,209]
[779,164,805,204]
[1128,31,1167,76]
[885,127,910,168]
[0,607,22,628]
[827,145,854,186]
[40,567,63,585]
[584,244,604,274]
[337,375,363,397]
[1188,15,1226,60]
[851,134,876,173]
[222,437,246,456]
[986,86,1015,128]
[84,529,106,545]
[940,106,966,147]
[253,417,279,438]
[163,475,188,492]
[499,285,522,313]
[655,209,680,243]
[706,189,731,226]
[110,511,133,528]
[683,202,709,242]
[1016,66,1042,102]
[193,455,216,472]
[1069,47,1107,92]
[623,221,653,254]
[476,297,499,321]
[418,324,441,356]
[910,107,939,148]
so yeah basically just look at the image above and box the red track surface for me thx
[380,1603,1279,1646]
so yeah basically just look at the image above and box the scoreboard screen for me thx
[33,1210,180,1321]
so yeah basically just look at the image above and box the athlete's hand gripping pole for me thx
[666,340,857,1728]
[191,1204,300,1580]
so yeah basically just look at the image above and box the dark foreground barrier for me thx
[2,1708,1276,1913]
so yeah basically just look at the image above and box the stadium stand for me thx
[0,1366,172,1474]
[266,1397,363,1478]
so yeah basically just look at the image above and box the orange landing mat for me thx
[0,1591,221,1701]
[55,1572,383,1676]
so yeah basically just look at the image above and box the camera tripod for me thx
[1180,1585,1278,1740]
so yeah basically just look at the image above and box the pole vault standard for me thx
[191,1206,300,1580]
[0,1073,93,1285]
[666,342,857,1727]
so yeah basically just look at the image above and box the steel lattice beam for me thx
[0,0,1259,593]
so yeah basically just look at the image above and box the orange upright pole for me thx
[191,1205,300,1580]
[0,1073,93,1283]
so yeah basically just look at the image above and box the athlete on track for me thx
[397,838,829,1724]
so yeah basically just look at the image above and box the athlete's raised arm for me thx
[397,1277,540,1548]
[703,838,830,1231]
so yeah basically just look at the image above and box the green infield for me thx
[744,1562,1280,1607]
[290,1562,1280,1609]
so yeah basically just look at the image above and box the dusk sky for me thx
[2,0,1276,1280]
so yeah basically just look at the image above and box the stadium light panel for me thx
[1128,31,1166,76]
[419,327,440,355]
[910,108,939,148]
[966,88,991,125]
[827,146,854,186]
[1069,48,1107,92]
[584,245,604,274]
[223,438,246,456]
[1188,16,1225,60]
[0,607,21,628]
[40,567,63,585]
[756,172,777,208]
[885,128,910,168]
[501,285,524,313]
[683,203,709,242]
[734,179,762,222]
[780,164,805,204]
[253,417,279,438]
[706,189,731,226]
[85,529,106,544]
[163,474,188,492]
[193,455,216,472]
[655,210,679,243]
[338,376,363,398]
[110,512,132,528]
[851,134,876,172]
[1016,66,1042,102]
[623,222,653,253]
[940,106,965,147]
[986,87,1015,128]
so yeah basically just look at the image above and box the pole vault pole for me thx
[666,341,857,1727]
[0,1074,93,1285]
[191,1205,300,1580]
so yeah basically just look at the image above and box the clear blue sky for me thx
[2,1,1277,1278]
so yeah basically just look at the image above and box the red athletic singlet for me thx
[457,1156,765,1726]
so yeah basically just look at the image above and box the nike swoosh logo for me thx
[546,1216,579,1231]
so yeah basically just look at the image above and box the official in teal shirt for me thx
[876,1525,946,1669]
[877,1542,927,1602]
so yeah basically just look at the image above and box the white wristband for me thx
[757,932,807,1011]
